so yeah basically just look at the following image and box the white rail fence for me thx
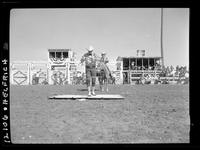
[10,61,123,85]
[10,62,72,85]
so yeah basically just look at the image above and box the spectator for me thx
[131,61,135,70]
[123,72,126,84]
[111,73,116,84]
[185,71,189,78]
[142,66,145,70]
[140,73,145,85]
[148,66,152,70]
[117,62,121,70]
[35,70,41,84]
[176,65,179,72]
[170,65,174,73]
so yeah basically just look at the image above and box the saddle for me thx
[97,62,111,79]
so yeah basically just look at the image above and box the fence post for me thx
[47,63,49,84]
[67,62,70,84]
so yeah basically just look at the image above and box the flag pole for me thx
[161,8,164,68]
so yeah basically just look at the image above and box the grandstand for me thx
[116,50,163,84]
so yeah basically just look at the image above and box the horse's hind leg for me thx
[99,78,104,92]
[99,82,103,91]
[101,85,104,92]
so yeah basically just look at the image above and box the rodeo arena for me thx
[10,46,190,143]
[10,48,189,86]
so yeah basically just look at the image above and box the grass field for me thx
[10,84,190,143]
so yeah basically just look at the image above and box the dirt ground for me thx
[10,84,190,143]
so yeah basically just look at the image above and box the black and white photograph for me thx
[6,7,190,144]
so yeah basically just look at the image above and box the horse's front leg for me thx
[99,82,103,91]
[105,79,108,92]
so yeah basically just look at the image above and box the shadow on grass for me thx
[77,89,100,92]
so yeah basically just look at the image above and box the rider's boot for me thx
[100,84,104,92]
[88,86,91,96]
[92,86,96,96]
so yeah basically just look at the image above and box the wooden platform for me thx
[49,94,124,100]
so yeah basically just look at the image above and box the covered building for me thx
[10,49,78,85]
[48,49,77,85]
[116,50,163,84]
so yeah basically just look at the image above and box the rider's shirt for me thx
[81,52,99,69]
[99,56,111,77]
[100,57,109,64]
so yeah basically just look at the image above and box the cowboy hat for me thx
[87,45,94,51]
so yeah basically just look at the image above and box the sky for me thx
[10,8,189,67]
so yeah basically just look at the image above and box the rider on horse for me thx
[99,52,112,79]
[98,52,112,91]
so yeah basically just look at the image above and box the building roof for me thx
[116,56,162,61]
[48,49,71,52]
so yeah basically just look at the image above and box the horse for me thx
[96,61,111,92]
